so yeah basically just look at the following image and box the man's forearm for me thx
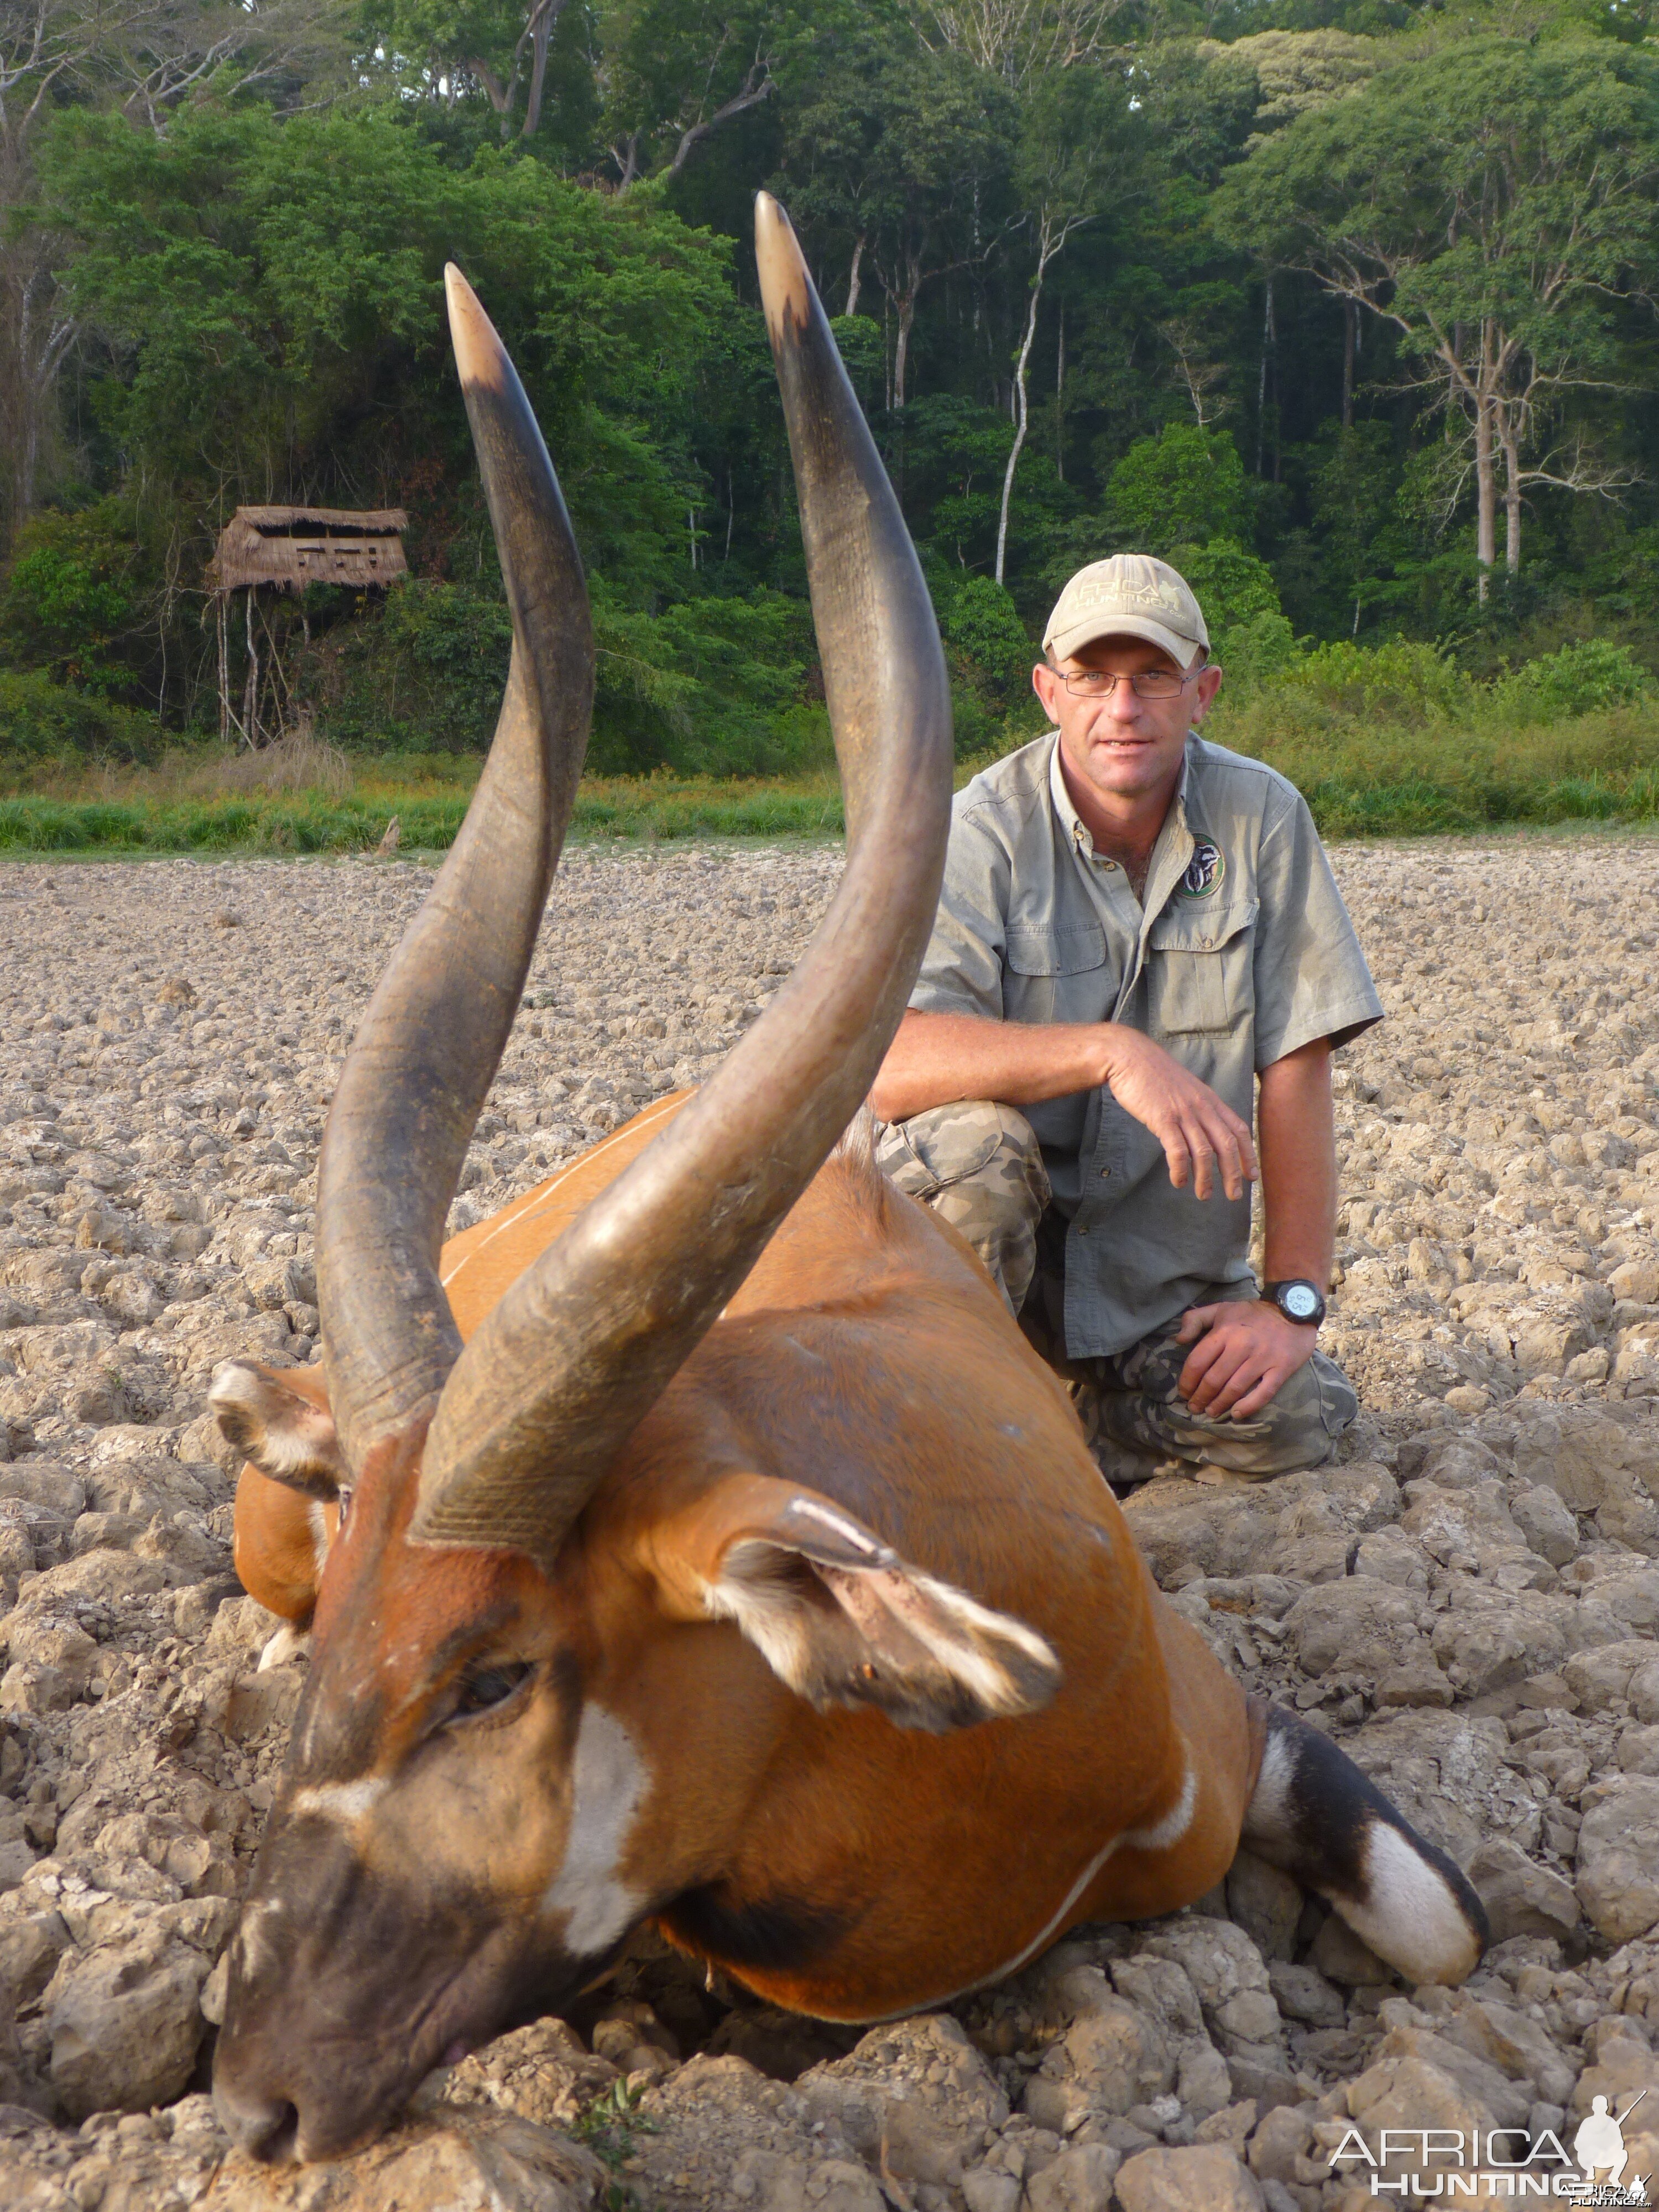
[870,1010,1112,1124]
[1256,1038,1337,1286]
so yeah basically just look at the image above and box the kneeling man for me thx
[871,555,1381,1483]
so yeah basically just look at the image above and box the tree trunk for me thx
[243,588,260,748]
[1055,296,1065,482]
[1342,299,1355,430]
[1474,395,1497,601]
[1499,414,1523,573]
[893,288,915,409]
[1255,274,1275,477]
[997,238,1049,587]
[845,233,865,319]
[665,69,774,180]
[217,595,231,747]
[521,0,556,139]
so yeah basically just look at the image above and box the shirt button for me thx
[1100,1166,1112,1179]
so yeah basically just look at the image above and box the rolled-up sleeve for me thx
[1252,790,1382,1066]
[909,804,1011,1019]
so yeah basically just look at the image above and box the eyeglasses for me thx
[1057,665,1200,700]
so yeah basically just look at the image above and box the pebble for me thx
[0,834,1651,2205]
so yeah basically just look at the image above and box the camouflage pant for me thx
[874,1099,1356,1483]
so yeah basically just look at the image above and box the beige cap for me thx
[1042,553,1208,669]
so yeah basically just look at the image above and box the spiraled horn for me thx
[409,192,952,1569]
[315,268,593,1478]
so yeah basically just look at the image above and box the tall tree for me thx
[915,0,1124,88]
[1216,36,1659,590]
[598,0,780,189]
[0,0,346,542]
[995,65,1118,581]
[782,20,1016,410]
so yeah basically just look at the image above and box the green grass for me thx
[0,712,1657,855]
[0,775,851,854]
[0,792,471,854]
[1211,694,1659,838]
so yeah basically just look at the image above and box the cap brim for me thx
[1044,612,1206,668]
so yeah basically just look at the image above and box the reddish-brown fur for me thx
[230,1091,1265,2013]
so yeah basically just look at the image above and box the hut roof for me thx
[206,506,410,594]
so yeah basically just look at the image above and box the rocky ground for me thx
[0,830,1656,2211]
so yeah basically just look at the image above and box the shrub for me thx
[0,502,145,696]
[0,670,162,764]
[1106,425,1252,552]
[307,580,513,753]
[1272,638,1474,724]
[1168,538,1296,687]
[1488,638,1652,723]
[589,587,823,776]
[938,576,1035,697]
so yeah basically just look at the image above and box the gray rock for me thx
[1266,1960,1344,2027]
[46,1931,211,2119]
[1577,1779,1659,1942]
[1510,1483,1582,1567]
[1343,1708,1541,1862]
[1023,1995,1172,2130]
[1224,1851,1301,1964]
[1139,1920,1282,2056]
[1307,1912,1390,1987]
[1115,2142,1265,2211]
[1467,1837,1581,1943]
[1564,1637,1659,1714]
[1286,1579,1430,1678]
[216,2106,603,2209]
[1024,2142,1123,2210]
[1246,2101,1313,2187]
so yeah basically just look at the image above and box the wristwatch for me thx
[1264,1279,1327,1329]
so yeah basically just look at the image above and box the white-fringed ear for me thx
[661,1477,1061,1733]
[210,1359,347,1500]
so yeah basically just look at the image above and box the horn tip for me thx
[754,192,812,345]
[446,265,508,394]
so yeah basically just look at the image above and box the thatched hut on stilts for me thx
[205,507,408,747]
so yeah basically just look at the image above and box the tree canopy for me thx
[7,0,1659,768]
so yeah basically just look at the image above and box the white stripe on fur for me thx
[1340,1820,1485,1987]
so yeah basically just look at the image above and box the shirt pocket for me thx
[1005,924,1109,1026]
[1146,899,1259,1036]
[1005,924,1108,978]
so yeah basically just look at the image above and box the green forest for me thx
[6,0,1659,831]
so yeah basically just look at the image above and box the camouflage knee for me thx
[874,1101,1051,1314]
[1093,1326,1357,1480]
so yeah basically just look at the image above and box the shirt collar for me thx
[1045,729,1199,862]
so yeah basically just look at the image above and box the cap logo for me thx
[1065,577,1190,619]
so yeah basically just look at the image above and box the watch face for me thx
[1281,1282,1322,1322]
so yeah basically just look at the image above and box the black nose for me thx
[215,2080,301,2164]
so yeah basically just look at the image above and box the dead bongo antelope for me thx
[208,196,1487,2168]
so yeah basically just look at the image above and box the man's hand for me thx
[1098,1027,1258,1201]
[1175,1300,1316,1420]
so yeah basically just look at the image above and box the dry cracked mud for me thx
[1,831,1657,2211]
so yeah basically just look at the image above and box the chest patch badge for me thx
[1177,838,1225,900]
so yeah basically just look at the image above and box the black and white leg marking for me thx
[1241,1701,1488,1986]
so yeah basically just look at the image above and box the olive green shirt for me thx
[910,731,1381,1359]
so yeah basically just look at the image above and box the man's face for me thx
[1032,634,1223,809]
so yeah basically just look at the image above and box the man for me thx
[869,552,1381,1484]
